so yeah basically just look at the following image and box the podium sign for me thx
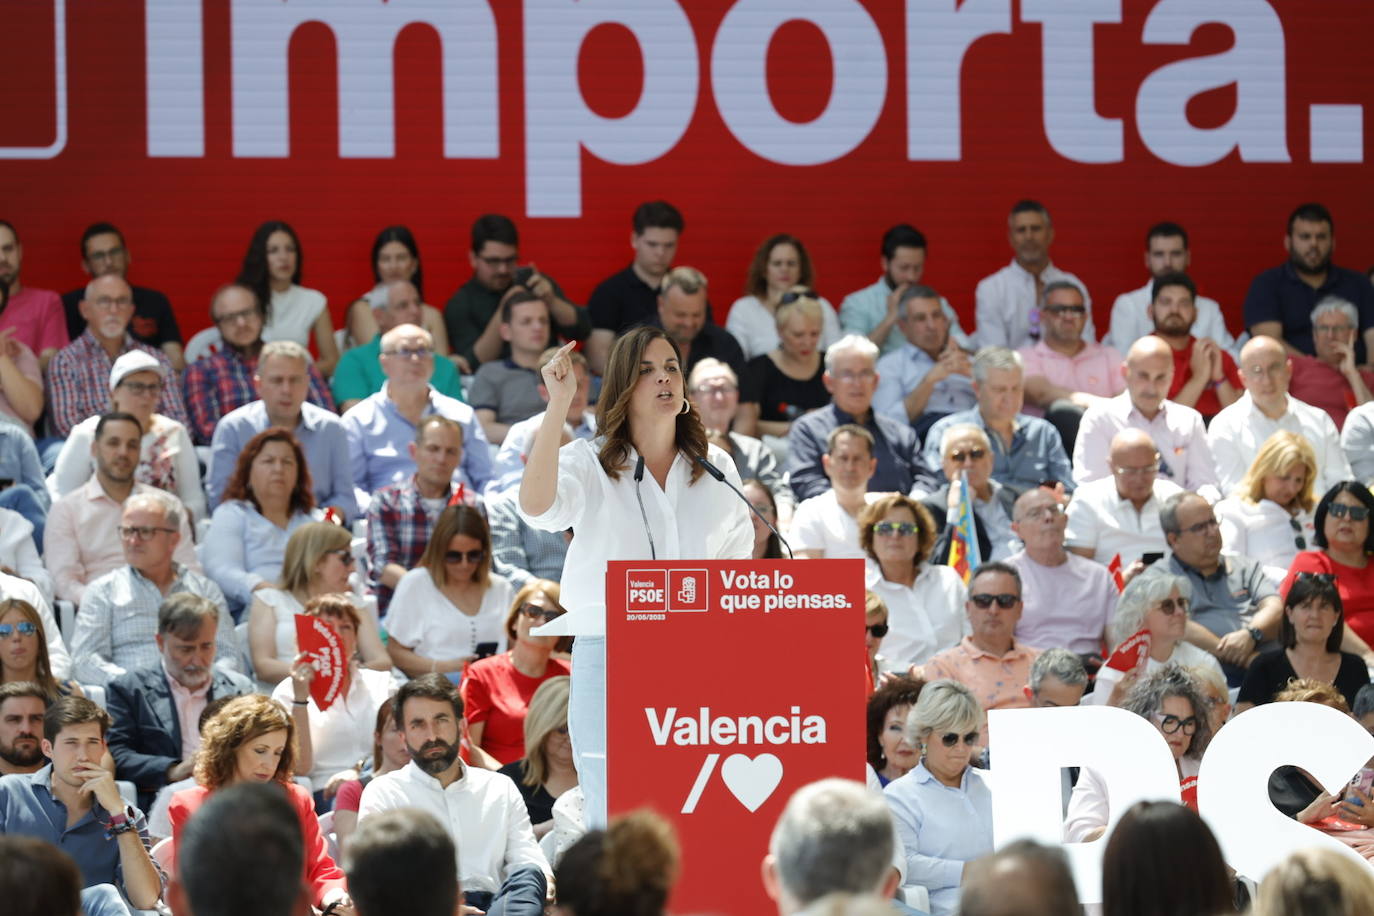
[606,559,866,915]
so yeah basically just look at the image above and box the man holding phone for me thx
[1064,428,1182,568]
[443,214,589,374]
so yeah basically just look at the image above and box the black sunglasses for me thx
[779,288,818,306]
[520,603,565,624]
[1328,503,1371,522]
[940,731,980,747]
[970,593,1018,609]
[866,623,889,638]
[444,549,486,565]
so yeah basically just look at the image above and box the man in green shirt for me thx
[333,280,466,410]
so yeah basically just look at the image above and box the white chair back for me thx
[185,327,223,364]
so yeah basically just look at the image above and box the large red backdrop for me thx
[3,0,1372,343]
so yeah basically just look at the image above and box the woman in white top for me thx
[52,350,204,522]
[1088,571,1223,705]
[519,325,754,827]
[237,220,339,377]
[386,505,514,678]
[248,520,389,690]
[726,234,840,360]
[859,495,967,673]
[273,594,394,798]
[341,226,451,354]
[1216,429,1318,585]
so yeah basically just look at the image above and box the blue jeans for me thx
[463,867,546,916]
[0,483,46,549]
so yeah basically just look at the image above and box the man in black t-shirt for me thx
[59,222,184,370]
[586,200,685,375]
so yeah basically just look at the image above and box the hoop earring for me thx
[680,397,691,415]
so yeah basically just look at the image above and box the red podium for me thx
[605,559,867,914]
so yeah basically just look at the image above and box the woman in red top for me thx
[1283,481,1374,661]
[462,579,572,765]
[169,694,350,913]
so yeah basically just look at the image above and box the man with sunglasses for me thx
[71,491,237,688]
[919,562,1041,741]
[1154,491,1283,685]
[443,213,588,374]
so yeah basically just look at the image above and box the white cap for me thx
[109,350,167,392]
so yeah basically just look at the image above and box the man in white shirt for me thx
[973,200,1093,350]
[1208,335,1350,496]
[872,285,975,439]
[793,425,879,559]
[1072,336,1218,497]
[1104,222,1235,355]
[1007,488,1116,659]
[358,674,549,916]
[838,224,970,356]
[1065,428,1181,567]
[1342,400,1374,486]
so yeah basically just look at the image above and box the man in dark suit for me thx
[106,593,252,811]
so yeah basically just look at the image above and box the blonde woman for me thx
[1215,430,1318,584]
[736,289,831,438]
[497,675,576,838]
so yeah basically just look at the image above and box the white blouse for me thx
[1216,496,1315,587]
[263,284,327,348]
[272,667,395,786]
[518,438,754,636]
[386,568,514,660]
[865,561,969,672]
[1087,641,1223,705]
[725,295,842,361]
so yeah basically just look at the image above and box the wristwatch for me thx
[1246,626,1264,645]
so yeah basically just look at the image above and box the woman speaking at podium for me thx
[520,325,754,826]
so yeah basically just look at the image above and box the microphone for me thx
[694,455,794,560]
[633,455,657,560]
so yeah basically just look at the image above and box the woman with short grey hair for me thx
[883,680,992,916]
[1087,571,1223,705]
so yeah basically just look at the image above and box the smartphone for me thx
[1346,768,1374,806]
[474,641,499,661]
[514,266,535,287]
[1141,552,1164,566]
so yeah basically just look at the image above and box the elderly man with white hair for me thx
[1289,296,1374,430]
[342,322,492,512]
[1206,334,1350,497]
[920,347,1072,496]
[786,334,922,501]
[688,358,794,521]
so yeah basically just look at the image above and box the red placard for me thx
[607,559,866,916]
[294,614,346,711]
[1104,627,1152,673]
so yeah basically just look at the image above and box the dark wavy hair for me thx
[1282,572,1345,652]
[1313,481,1374,553]
[595,326,707,483]
[745,233,815,299]
[370,225,423,299]
[866,676,924,772]
[194,694,297,790]
[236,220,302,324]
[221,427,315,518]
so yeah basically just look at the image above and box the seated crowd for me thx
[2,198,1374,915]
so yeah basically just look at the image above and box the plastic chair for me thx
[184,327,222,364]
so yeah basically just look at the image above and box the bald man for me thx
[1071,336,1217,497]
[1206,335,1350,496]
[1065,428,1182,567]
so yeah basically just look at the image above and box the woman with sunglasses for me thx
[883,679,991,916]
[247,520,389,691]
[1215,430,1318,586]
[497,675,577,839]
[726,234,842,361]
[1282,481,1374,661]
[735,289,831,439]
[860,495,967,676]
[387,505,514,679]
[1088,572,1222,705]
[0,597,81,700]
[1235,571,1369,713]
[1067,664,1213,842]
[461,580,572,765]
[864,590,889,687]
[866,674,923,787]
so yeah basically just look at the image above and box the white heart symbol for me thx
[720,753,784,812]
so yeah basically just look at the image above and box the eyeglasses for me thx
[831,369,875,383]
[382,346,434,360]
[326,548,356,566]
[214,306,260,326]
[90,295,134,310]
[520,603,566,623]
[1241,362,1287,379]
[444,549,485,565]
[949,448,986,463]
[1019,504,1065,522]
[1152,597,1189,616]
[939,731,980,747]
[1181,518,1220,535]
[1328,503,1371,522]
[873,521,918,537]
[117,525,176,541]
[1290,517,1307,550]
[1043,305,1086,316]
[1113,463,1159,478]
[86,245,125,265]
[0,621,37,638]
[778,289,818,305]
[118,380,163,395]
[1297,572,1337,585]
[1153,713,1199,736]
[970,593,1018,609]
[1314,324,1355,336]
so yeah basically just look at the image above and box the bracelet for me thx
[322,899,346,916]
[293,699,309,706]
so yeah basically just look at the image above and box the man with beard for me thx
[182,283,334,445]
[0,683,46,776]
[358,674,549,916]
[104,594,251,812]
[1149,272,1241,420]
[1244,202,1374,363]
[0,220,69,372]
[650,266,745,381]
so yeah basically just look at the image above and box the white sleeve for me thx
[518,439,594,533]
[50,423,94,498]
[171,422,208,524]
[1064,767,1110,841]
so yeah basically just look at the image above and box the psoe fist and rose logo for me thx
[625,569,709,618]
